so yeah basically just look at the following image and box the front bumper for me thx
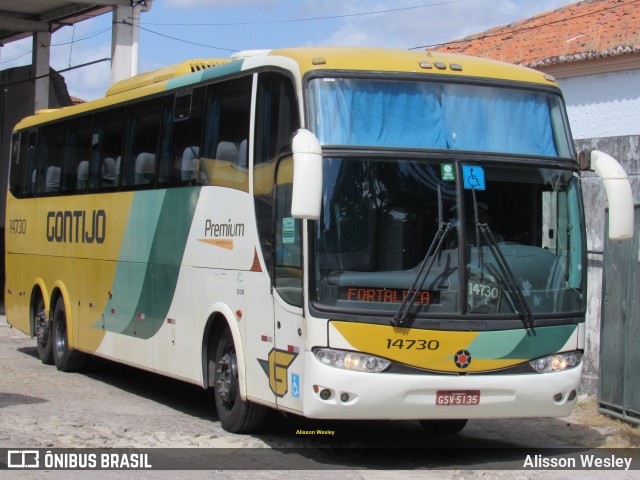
[302,351,581,420]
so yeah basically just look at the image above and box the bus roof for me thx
[14,46,558,131]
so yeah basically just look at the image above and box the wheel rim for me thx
[34,303,47,349]
[54,307,67,359]
[216,350,238,407]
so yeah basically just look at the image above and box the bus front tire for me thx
[33,294,53,365]
[51,297,87,372]
[419,419,468,434]
[213,329,266,433]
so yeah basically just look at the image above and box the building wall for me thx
[559,69,640,140]
[557,68,640,394]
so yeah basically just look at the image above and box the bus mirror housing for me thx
[291,129,323,220]
[590,150,635,241]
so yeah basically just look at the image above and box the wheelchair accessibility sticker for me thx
[291,373,300,399]
[463,165,485,190]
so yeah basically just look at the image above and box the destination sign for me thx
[339,287,440,305]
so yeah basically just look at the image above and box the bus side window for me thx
[26,131,38,197]
[62,117,92,195]
[201,77,251,191]
[91,108,124,192]
[122,98,162,189]
[254,72,300,300]
[9,133,23,197]
[275,164,302,307]
[158,87,205,187]
[37,124,65,195]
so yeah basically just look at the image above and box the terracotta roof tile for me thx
[430,0,640,67]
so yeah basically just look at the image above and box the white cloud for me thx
[0,38,34,69]
[308,0,576,50]
[55,45,112,101]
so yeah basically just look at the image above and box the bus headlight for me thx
[313,348,391,373]
[529,351,582,373]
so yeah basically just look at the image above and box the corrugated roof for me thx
[430,0,640,67]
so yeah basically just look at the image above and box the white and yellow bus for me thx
[6,47,634,433]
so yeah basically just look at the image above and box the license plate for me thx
[436,390,480,406]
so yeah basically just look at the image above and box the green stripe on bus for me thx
[98,187,201,339]
[97,190,166,333]
[502,324,577,359]
[166,59,245,90]
[466,324,577,360]
[124,187,201,339]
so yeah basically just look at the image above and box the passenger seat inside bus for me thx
[102,157,116,186]
[181,146,199,181]
[238,139,248,169]
[135,152,156,185]
[215,141,238,164]
[45,166,61,193]
[77,161,89,190]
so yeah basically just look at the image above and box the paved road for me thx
[0,319,637,479]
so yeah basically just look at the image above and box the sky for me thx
[0,0,579,101]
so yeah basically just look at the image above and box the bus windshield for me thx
[311,158,585,320]
[307,77,573,158]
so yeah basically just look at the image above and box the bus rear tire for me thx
[33,293,53,365]
[51,297,87,372]
[213,328,266,433]
[419,419,468,434]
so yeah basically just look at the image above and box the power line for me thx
[52,27,111,47]
[410,0,640,50]
[0,58,111,88]
[0,28,111,66]
[131,22,238,53]
[140,0,470,27]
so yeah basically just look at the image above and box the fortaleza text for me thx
[295,430,335,436]
[523,454,632,470]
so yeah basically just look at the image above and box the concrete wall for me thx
[557,68,640,393]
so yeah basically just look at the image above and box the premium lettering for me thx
[46,210,106,244]
[204,219,245,238]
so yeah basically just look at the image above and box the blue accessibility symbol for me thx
[462,165,486,190]
[291,373,300,399]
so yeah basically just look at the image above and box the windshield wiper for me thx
[476,223,535,329]
[392,222,451,328]
[393,184,450,328]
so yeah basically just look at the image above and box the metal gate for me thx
[599,204,640,424]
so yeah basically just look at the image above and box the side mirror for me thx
[590,150,634,240]
[291,129,323,220]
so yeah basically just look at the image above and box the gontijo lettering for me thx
[46,210,106,244]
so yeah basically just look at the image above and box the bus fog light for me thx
[319,388,331,400]
[340,392,350,403]
[530,351,582,373]
[313,347,390,372]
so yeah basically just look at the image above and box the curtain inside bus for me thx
[308,78,560,157]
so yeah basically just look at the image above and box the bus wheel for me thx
[33,294,53,365]
[419,419,468,434]
[213,328,266,433]
[51,297,87,372]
